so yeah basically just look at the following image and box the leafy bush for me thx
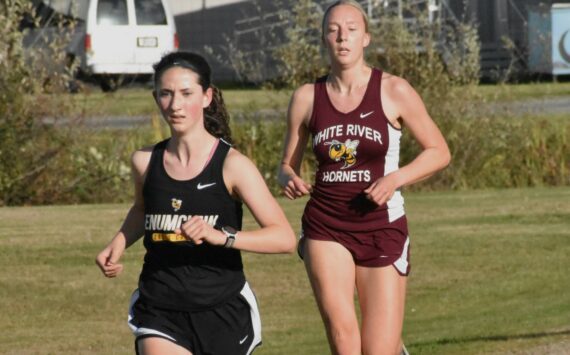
[204,0,288,85]
[437,115,569,189]
[231,114,316,195]
[270,0,328,88]
[0,1,138,205]
[11,109,566,205]
[232,115,569,192]
[234,114,570,193]
[0,1,77,205]
[205,1,568,194]
[2,0,568,206]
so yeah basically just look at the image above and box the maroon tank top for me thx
[302,68,405,235]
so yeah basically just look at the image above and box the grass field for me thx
[66,86,292,118]
[477,81,570,102]
[1,187,570,354]
[64,81,570,118]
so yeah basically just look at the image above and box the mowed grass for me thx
[1,187,569,354]
[63,81,570,118]
[477,81,570,102]
[65,86,291,118]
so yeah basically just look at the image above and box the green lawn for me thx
[66,87,291,118]
[477,81,570,102]
[1,187,569,354]
[63,81,570,118]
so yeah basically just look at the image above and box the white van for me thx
[82,0,178,91]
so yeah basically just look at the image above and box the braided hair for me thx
[153,51,232,143]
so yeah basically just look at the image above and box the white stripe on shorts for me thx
[393,236,410,274]
[127,283,262,354]
[241,281,263,355]
[127,289,177,342]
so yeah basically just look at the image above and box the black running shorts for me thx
[128,282,262,355]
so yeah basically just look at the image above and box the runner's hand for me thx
[283,175,312,200]
[176,216,225,246]
[363,174,398,206]
[95,243,124,278]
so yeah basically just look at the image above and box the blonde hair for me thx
[321,0,370,38]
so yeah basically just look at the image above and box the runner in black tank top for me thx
[278,2,450,354]
[139,138,245,311]
[96,51,295,355]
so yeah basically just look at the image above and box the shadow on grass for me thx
[411,329,570,347]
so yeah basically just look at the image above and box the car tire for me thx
[99,75,124,92]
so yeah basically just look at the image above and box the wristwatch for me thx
[221,226,238,248]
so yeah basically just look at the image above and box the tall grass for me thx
[401,114,570,190]
[232,108,570,193]
[7,108,566,205]
[0,1,80,206]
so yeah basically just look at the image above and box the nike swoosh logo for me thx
[239,335,249,344]
[197,182,216,190]
[360,111,374,118]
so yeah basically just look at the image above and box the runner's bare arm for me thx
[95,148,151,277]
[365,77,450,205]
[278,84,314,199]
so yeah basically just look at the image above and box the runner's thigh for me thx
[137,337,192,355]
[304,238,358,324]
[356,265,407,355]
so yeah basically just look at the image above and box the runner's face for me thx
[324,5,370,66]
[154,66,212,132]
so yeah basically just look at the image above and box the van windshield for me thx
[135,0,167,25]
[97,0,129,25]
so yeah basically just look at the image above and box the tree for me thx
[0,0,77,205]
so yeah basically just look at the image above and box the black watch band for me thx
[221,226,238,248]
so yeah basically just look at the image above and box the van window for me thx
[135,0,167,25]
[97,0,128,25]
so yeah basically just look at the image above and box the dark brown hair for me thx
[153,51,232,143]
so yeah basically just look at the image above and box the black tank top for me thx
[138,138,245,311]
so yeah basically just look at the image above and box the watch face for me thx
[223,226,237,234]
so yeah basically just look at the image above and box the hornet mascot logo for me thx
[171,198,182,212]
[324,139,359,169]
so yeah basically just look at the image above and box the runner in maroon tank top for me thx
[278,1,450,354]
